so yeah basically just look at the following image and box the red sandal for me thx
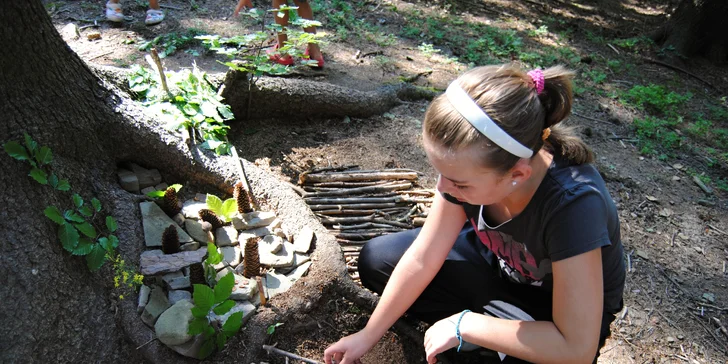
[304,48,324,69]
[266,44,294,66]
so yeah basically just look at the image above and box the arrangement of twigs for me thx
[295,166,433,283]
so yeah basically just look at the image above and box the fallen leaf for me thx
[636,250,649,260]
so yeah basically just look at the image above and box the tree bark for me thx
[0,2,349,363]
[651,0,728,63]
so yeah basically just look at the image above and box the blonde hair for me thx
[423,64,593,173]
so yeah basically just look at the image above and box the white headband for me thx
[445,82,534,159]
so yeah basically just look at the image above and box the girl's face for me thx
[424,136,515,206]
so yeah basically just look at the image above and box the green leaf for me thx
[4,141,30,161]
[183,103,198,116]
[91,198,102,212]
[222,311,244,336]
[86,244,107,271]
[206,194,223,215]
[108,234,119,249]
[72,237,94,256]
[24,133,37,155]
[198,337,215,359]
[44,206,65,224]
[191,306,209,319]
[106,216,118,232]
[29,168,48,184]
[72,194,83,208]
[58,223,80,252]
[64,210,85,223]
[218,106,234,120]
[215,332,227,350]
[145,190,166,199]
[266,322,283,335]
[99,237,113,251]
[188,317,208,335]
[214,272,235,304]
[200,102,218,118]
[213,299,235,315]
[56,179,70,191]
[35,146,52,165]
[206,243,222,265]
[74,221,97,238]
[78,205,94,217]
[193,284,215,312]
[169,184,183,192]
[48,173,59,188]
[221,198,237,221]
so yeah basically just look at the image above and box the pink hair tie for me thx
[527,69,545,94]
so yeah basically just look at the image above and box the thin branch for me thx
[642,57,721,92]
[572,112,611,124]
[262,345,323,364]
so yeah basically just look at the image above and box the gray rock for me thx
[155,182,168,191]
[168,290,192,305]
[271,253,310,274]
[185,219,209,243]
[265,270,292,298]
[140,202,193,247]
[286,261,312,283]
[259,242,295,268]
[155,300,194,346]
[140,248,207,275]
[211,300,256,328]
[137,285,151,314]
[232,211,276,229]
[61,23,79,40]
[141,286,170,326]
[182,200,207,219]
[238,225,278,241]
[261,235,283,254]
[172,213,186,227]
[215,226,238,247]
[216,267,235,280]
[170,333,205,359]
[180,241,200,251]
[162,271,190,290]
[117,169,139,193]
[293,226,314,254]
[213,246,242,270]
[229,274,257,301]
[141,186,156,195]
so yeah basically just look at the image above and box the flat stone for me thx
[141,186,156,195]
[232,211,276,229]
[182,200,207,219]
[274,227,287,239]
[265,270,293,298]
[61,23,79,40]
[170,333,205,359]
[141,248,207,275]
[141,286,170,326]
[276,253,311,274]
[168,290,192,305]
[216,267,235,280]
[140,202,192,247]
[155,182,168,191]
[117,169,139,193]
[213,246,242,270]
[185,219,208,243]
[229,274,257,301]
[238,225,278,241]
[137,285,151,314]
[155,300,194,346]
[172,213,186,227]
[635,250,649,260]
[293,226,314,254]
[180,241,200,251]
[261,235,283,254]
[162,271,190,290]
[215,226,238,247]
[286,261,312,283]
[259,242,295,268]
[211,300,256,328]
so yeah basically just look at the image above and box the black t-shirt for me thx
[442,154,625,314]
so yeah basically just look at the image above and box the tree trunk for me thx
[651,0,728,63]
[0,1,349,362]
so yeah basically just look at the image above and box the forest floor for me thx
[46,0,728,362]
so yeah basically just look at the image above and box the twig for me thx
[714,318,728,339]
[707,224,728,237]
[88,50,114,61]
[149,48,171,98]
[300,171,418,184]
[607,43,620,55]
[262,345,323,364]
[256,276,267,306]
[572,112,611,124]
[230,144,259,209]
[135,336,157,350]
[642,57,721,92]
[304,182,413,197]
[692,175,713,195]
[159,4,183,9]
[286,182,308,197]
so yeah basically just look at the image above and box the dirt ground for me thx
[47,0,728,362]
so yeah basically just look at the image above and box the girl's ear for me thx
[509,158,533,184]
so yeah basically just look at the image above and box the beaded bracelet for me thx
[455,309,471,352]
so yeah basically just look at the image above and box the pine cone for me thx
[161,225,180,254]
[199,209,223,230]
[162,187,181,216]
[189,263,206,285]
[233,181,253,213]
[242,237,261,278]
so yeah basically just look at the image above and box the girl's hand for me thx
[233,0,253,16]
[423,314,462,364]
[324,330,377,364]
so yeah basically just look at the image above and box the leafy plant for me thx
[266,322,284,335]
[4,134,70,191]
[187,271,244,359]
[138,29,204,58]
[206,193,238,222]
[417,42,441,58]
[623,84,692,118]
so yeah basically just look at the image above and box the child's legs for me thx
[292,0,320,54]
[272,0,289,45]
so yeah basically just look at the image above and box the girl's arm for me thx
[324,193,467,364]
[426,247,604,364]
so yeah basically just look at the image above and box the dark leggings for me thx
[358,226,614,363]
